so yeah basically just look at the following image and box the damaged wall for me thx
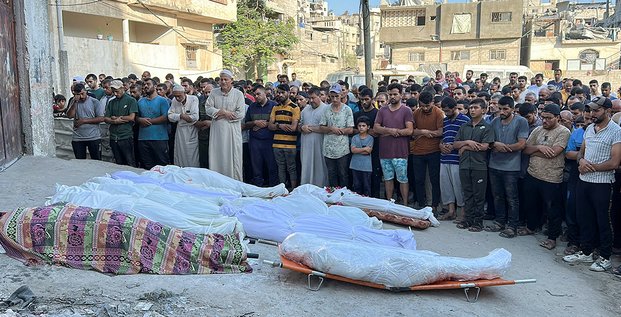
[14,0,56,157]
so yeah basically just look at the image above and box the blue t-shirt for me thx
[137,96,170,141]
[350,134,373,172]
[566,127,585,152]
[489,115,529,172]
[441,113,470,165]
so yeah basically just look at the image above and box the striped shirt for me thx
[441,113,470,164]
[270,100,300,149]
[579,120,621,184]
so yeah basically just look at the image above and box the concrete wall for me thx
[530,37,621,72]
[479,0,523,39]
[380,5,438,43]
[14,0,56,157]
[391,38,521,72]
[438,2,479,41]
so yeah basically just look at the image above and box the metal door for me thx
[0,0,22,168]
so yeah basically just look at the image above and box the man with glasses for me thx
[522,104,570,249]
[66,83,105,160]
[103,80,138,166]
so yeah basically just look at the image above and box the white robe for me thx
[300,103,329,187]
[168,95,200,167]
[205,88,246,180]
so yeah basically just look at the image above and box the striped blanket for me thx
[0,203,251,274]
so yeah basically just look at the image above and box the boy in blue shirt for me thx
[350,116,374,196]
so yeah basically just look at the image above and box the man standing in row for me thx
[168,85,200,167]
[374,83,413,205]
[205,70,246,181]
[269,85,300,189]
[104,80,138,166]
[245,86,278,186]
[67,83,105,160]
[137,78,170,170]
[196,80,213,168]
[300,87,329,187]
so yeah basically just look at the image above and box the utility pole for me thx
[361,0,372,88]
[56,0,69,95]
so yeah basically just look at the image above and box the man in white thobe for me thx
[168,85,200,167]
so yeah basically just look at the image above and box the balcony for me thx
[128,0,236,23]
[562,27,620,44]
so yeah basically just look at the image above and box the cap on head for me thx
[110,80,123,90]
[329,84,342,94]
[219,69,234,78]
[72,76,85,82]
[172,85,185,92]
[587,96,612,110]
[542,104,561,116]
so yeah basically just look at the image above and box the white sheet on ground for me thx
[220,201,415,250]
[280,233,511,287]
[49,185,242,235]
[139,165,289,198]
[110,171,242,201]
[292,184,439,226]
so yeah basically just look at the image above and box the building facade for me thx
[50,0,236,94]
[380,0,524,74]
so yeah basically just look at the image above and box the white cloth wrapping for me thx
[220,200,415,250]
[48,184,242,235]
[280,233,512,287]
[111,171,242,201]
[139,165,289,198]
[291,184,440,226]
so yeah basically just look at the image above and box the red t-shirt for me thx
[375,105,414,159]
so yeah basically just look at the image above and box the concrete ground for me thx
[0,156,619,317]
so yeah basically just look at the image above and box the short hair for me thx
[308,87,321,96]
[470,98,487,109]
[253,85,266,93]
[406,98,418,108]
[156,83,167,90]
[453,86,466,95]
[589,79,599,85]
[499,96,515,107]
[518,75,528,81]
[525,92,537,99]
[386,83,403,94]
[570,87,584,95]
[602,82,611,89]
[143,77,155,85]
[518,102,537,116]
[127,73,138,80]
[165,73,174,80]
[86,73,97,81]
[102,78,112,86]
[547,96,561,106]
[501,86,512,95]
[570,102,585,111]
[359,88,373,98]
[441,97,457,109]
[181,78,194,85]
[509,72,518,76]
[457,99,470,107]
[410,84,422,93]
[535,73,544,79]
[54,94,66,103]
[433,84,443,94]
[418,91,434,104]
[341,81,350,89]
[356,115,371,126]
[573,79,582,86]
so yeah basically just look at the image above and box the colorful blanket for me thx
[0,203,251,275]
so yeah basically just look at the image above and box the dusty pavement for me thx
[0,156,620,317]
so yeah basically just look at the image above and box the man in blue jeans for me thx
[66,83,105,160]
[486,96,529,238]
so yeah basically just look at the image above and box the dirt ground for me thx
[0,156,619,317]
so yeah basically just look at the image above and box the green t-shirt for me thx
[90,87,105,100]
[105,94,139,140]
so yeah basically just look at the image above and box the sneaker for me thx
[563,245,580,256]
[589,257,612,272]
[562,251,594,263]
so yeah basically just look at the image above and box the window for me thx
[451,13,471,34]
[185,45,198,69]
[451,50,470,61]
[322,34,329,43]
[321,56,326,62]
[417,16,426,26]
[491,12,512,23]
[409,52,425,62]
[489,49,506,60]
[568,49,606,70]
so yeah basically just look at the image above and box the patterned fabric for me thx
[0,203,251,275]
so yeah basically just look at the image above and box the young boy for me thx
[350,116,374,196]
[453,98,495,232]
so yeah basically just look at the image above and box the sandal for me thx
[539,239,556,250]
[438,213,456,221]
[456,221,470,229]
[517,227,535,236]
[468,225,483,232]
[484,221,505,232]
[499,227,516,238]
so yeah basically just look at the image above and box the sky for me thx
[327,0,615,16]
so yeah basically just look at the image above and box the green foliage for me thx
[217,0,299,73]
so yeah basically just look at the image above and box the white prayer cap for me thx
[172,85,185,92]
[220,69,234,78]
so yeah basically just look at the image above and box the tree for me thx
[217,0,299,78]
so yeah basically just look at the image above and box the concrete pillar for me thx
[123,19,130,43]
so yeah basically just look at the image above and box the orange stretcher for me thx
[265,256,536,302]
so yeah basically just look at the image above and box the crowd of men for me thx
[54,68,621,276]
